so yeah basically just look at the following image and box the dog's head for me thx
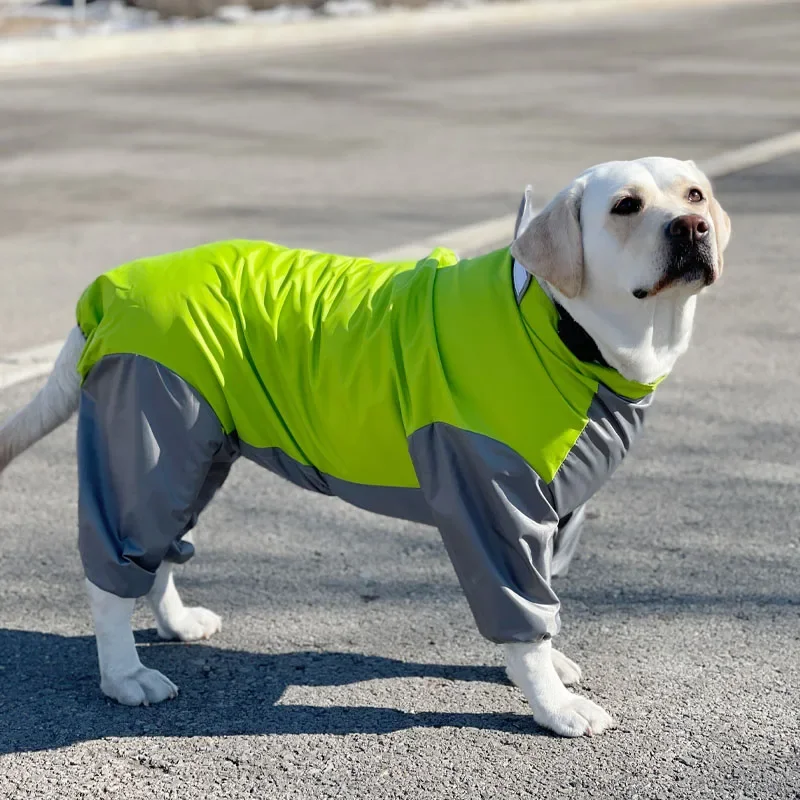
[511,157,731,302]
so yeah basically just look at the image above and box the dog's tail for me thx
[0,326,85,474]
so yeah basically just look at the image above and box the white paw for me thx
[529,691,615,738]
[100,666,179,706]
[505,641,614,738]
[156,606,222,642]
[551,647,582,686]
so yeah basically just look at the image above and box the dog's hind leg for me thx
[147,534,222,642]
[78,355,238,704]
[86,578,179,706]
[146,438,238,642]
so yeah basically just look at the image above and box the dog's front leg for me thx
[86,579,178,706]
[550,646,582,686]
[505,639,614,737]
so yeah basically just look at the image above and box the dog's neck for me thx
[542,280,698,385]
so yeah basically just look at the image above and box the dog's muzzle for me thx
[633,214,717,299]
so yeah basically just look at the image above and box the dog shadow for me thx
[0,628,540,754]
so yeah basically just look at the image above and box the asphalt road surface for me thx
[1,2,799,798]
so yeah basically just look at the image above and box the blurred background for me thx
[0,0,417,37]
[1,1,799,798]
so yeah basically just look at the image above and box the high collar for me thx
[553,301,610,369]
[513,261,662,400]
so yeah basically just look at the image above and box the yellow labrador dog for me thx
[0,157,730,737]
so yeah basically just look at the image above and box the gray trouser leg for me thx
[78,354,238,598]
[551,504,586,579]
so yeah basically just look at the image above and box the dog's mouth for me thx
[632,250,717,300]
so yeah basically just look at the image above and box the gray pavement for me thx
[1,1,799,798]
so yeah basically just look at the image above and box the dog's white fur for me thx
[512,157,730,385]
[0,325,84,473]
[0,157,730,737]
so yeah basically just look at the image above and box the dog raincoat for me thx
[75,239,658,643]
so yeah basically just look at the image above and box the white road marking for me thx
[700,130,800,182]
[0,341,66,392]
[2,128,799,393]
[649,58,800,79]
[369,215,528,263]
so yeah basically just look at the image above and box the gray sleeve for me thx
[408,423,561,644]
[551,503,586,579]
[77,354,231,598]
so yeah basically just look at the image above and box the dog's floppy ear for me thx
[709,193,732,262]
[510,182,585,299]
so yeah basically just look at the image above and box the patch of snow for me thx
[323,0,376,17]
[0,0,497,42]
[247,5,315,24]
[214,4,253,23]
[425,0,484,10]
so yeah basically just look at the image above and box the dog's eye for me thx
[611,197,642,216]
[688,188,704,203]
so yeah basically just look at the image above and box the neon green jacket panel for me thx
[76,241,657,489]
[76,241,456,488]
[422,250,657,483]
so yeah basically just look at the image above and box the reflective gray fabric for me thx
[548,384,652,517]
[406,387,649,642]
[326,476,433,525]
[78,354,238,598]
[240,445,433,524]
[551,504,586,579]
[409,423,561,643]
[240,443,332,495]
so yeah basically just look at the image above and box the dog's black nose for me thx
[666,214,710,245]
